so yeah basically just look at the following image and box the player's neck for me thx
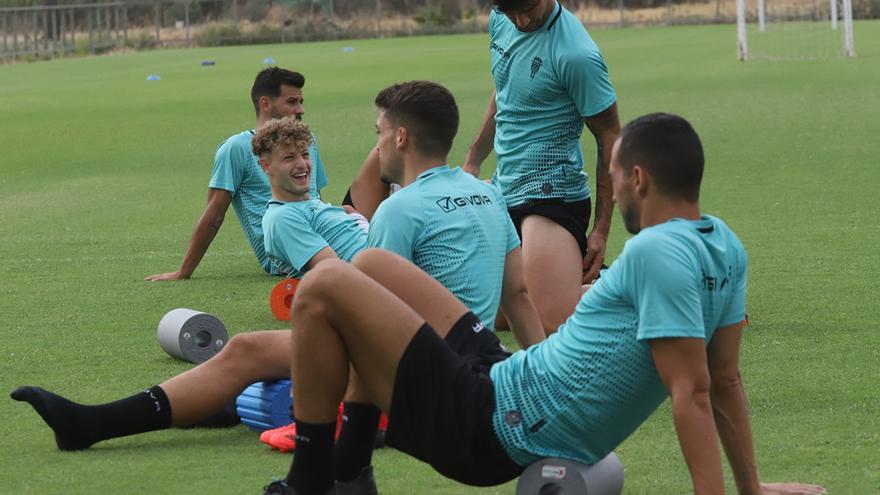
[537,0,557,26]
[272,188,310,203]
[640,197,701,229]
[401,156,448,186]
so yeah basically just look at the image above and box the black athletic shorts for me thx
[507,199,591,257]
[385,313,522,487]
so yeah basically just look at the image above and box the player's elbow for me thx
[671,381,712,413]
[206,213,225,230]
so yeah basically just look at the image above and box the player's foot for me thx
[261,423,298,453]
[10,386,95,451]
[262,404,349,453]
[335,466,379,495]
[262,479,335,495]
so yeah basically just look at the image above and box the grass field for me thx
[1,20,879,494]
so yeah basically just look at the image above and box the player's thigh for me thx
[294,260,430,409]
[352,248,470,339]
[225,330,293,378]
[520,215,583,330]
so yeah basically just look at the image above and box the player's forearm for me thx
[670,389,725,495]
[711,374,761,495]
[464,92,497,169]
[590,132,616,236]
[177,213,224,277]
[502,290,545,349]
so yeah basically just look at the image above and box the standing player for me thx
[145,67,329,281]
[463,0,621,333]
[266,114,826,495]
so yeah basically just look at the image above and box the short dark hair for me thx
[492,0,540,14]
[374,81,459,158]
[251,67,305,117]
[617,113,704,202]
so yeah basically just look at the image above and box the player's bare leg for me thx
[520,216,583,333]
[284,253,469,494]
[161,330,291,425]
[11,329,291,450]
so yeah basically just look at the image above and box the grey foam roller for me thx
[157,308,228,364]
[515,453,623,495]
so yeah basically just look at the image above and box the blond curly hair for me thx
[252,117,312,158]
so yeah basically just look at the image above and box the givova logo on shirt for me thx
[436,195,494,213]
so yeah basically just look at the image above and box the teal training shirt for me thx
[488,3,617,207]
[490,215,748,466]
[262,199,367,279]
[208,130,328,274]
[367,165,521,326]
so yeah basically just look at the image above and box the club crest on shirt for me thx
[530,56,543,78]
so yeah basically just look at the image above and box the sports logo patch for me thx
[530,56,543,78]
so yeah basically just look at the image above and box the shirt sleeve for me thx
[557,42,617,119]
[209,136,249,193]
[310,135,329,196]
[622,234,706,341]
[718,239,749,327]
[264,207,329,274]
[366,193,421,261]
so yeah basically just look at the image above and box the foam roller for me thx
[236,380,293,432]
[515,453,624,495]
[157,308,228,364]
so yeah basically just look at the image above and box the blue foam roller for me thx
[236,379,293,432]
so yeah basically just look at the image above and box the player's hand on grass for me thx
[759,482,827,494]
[145,271,190,282]
[582,230,607,284]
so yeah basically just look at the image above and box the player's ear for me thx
[396,126,408,150]
[632,164,649,196]
[258,156,270,173]
[258,95,272,114]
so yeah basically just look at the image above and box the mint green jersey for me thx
[208,130,328,274]
[262,199,366,279]
[491,216,748,466]
[489,3,617,207]
[367,165,521,326]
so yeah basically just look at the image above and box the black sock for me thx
[287,419,336,495]
[178,400,240,429]
[333,402,381,482]
[11,385,172,451]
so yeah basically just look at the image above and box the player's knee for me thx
[351,247,393,273]
[538,309,567,335]
[293,260,349,318]
[219,333,267,367]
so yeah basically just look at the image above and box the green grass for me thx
[2,21,879,494]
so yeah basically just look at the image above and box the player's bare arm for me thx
[145,188,232,281]
[303,246,340,272]
[582,102,620,283]
[707,321,827,495]
[348,148,391,221]
[650,336,725,495]
[462,90,497,178]
[499,247,546,348]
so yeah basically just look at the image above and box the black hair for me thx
[617,113,704,202]
[251,67,305,117]
[374,81,459,158]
